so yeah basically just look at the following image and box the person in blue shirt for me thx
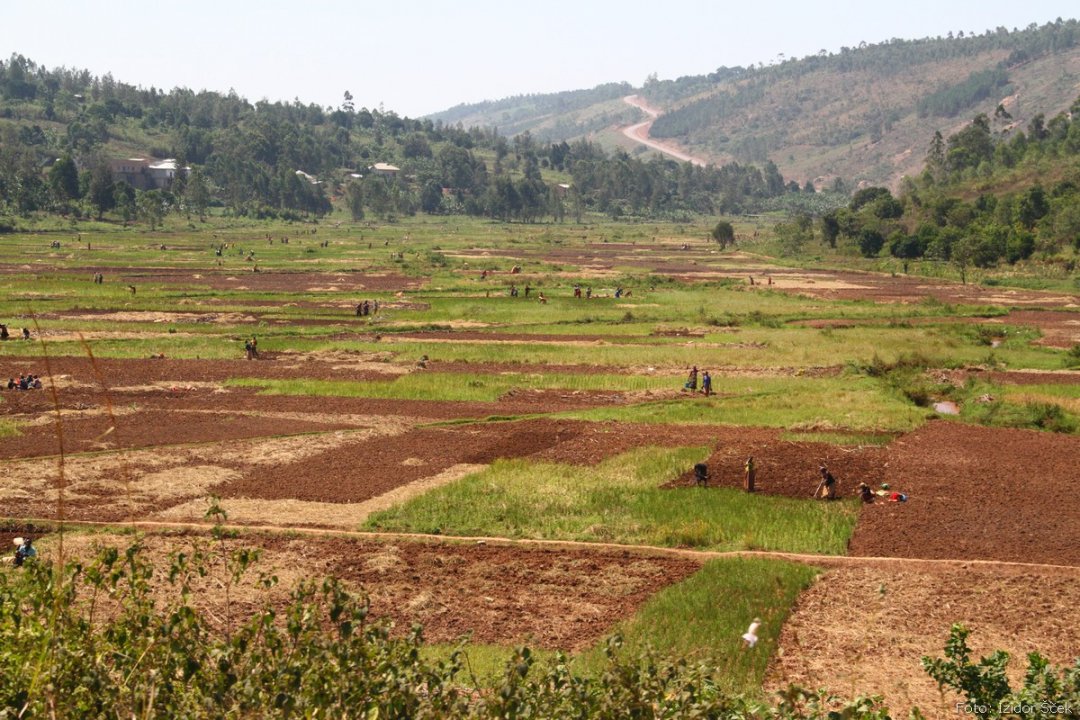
[13,537,37,567]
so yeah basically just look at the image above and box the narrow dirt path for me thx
[27,518,1080,576]
[622,95,707,167]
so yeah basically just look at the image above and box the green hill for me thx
[428,20,1080,189]
[0,55,805,227]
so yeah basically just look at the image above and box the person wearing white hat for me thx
[742,617,761,648]
[13,537,36,567]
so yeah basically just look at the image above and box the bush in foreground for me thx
[0,540,892,719]
[4,540,1079,718]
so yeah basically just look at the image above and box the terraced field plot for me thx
[2,220,1077,714]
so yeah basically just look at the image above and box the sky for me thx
[2,1,1078,118]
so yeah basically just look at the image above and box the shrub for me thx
[1065,344,1080,369]
[923,624,1080,718]
[0,540,896,719]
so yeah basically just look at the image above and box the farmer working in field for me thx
[857,482,874,503]
[693,462,709,487]
[744,456,755,493]
[684,366,698,392]
[12,537,36,567]
[814,465,837,500]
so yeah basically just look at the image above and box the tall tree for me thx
[136,189,166,230]
[85,163,115,219]
[184,168,211,222]
[345,180,364,221]
[48,155,80,205]
[711,220,736,248]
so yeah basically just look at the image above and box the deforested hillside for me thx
[430,20,1080,188]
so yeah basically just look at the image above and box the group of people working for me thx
[6,374,43,390]
[355,300,379,316]
[683,366,713,396]
[0,324,31,341]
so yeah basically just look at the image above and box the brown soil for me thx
[767,563,1080,716]
[941,368,1080,386]
[665,431,888,497]
[12,266,424,292]
[2,410,731,523]
[849,421,1080,566]
[56,531,702,651]
[221,419,725,505]
[994,309,1080,348]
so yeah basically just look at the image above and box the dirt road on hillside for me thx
[622,95,706,166]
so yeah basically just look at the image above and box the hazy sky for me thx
[3,1,1077,118]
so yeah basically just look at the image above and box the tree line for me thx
[770,94,1080,278]
[0,54,799,228]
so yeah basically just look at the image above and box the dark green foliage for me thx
[1065,344,1080,368]
[47,155,80,203]
[857,229,885,257]
[0,52,796,223]
[0,541,897,719]
[917,68,1010,118]
[888,230,924,259]
[711,219,735,247]
[849,187,892,211]
[923,624,1080,718]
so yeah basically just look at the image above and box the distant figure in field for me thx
[21,328,30,340]
[742,618,761,648]
[356,303,363,317]
[524,285,531,298]
[748,276,755,286]
[249,336,258,359]
[573,286,582,298]
[815,466,837,500]
[509,285,518,297]
[701,371,712,397]
[416,354,429,369]
[684,366,698,392]
[0,324,8,341]
[128,285,136,295]
[744,457,756,493]
[13,537,36,567]
[244,338,254,360]
[693,462,709,487]
[537,292,547,304]
[857,482,874,504]
[585,287,592,299]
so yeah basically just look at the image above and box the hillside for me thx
[0,56,806,226]
[428,20,1080,189]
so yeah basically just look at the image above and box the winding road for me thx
[622,95,707,167]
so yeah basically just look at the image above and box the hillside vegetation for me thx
[430,20,1080,189]
[0,55,816,227]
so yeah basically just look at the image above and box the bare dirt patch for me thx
[664,430,887,496]
[768,563,1080,716]
[0,409,365,458]
[218,419,705,505]
[52,532,703,651]
[849,421,1080,566]
[156,463,486,528]
[1,425,410,521]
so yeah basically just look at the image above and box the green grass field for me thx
[424,557,817,696]
[2,212,1077,707]
[365,446,858,555]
